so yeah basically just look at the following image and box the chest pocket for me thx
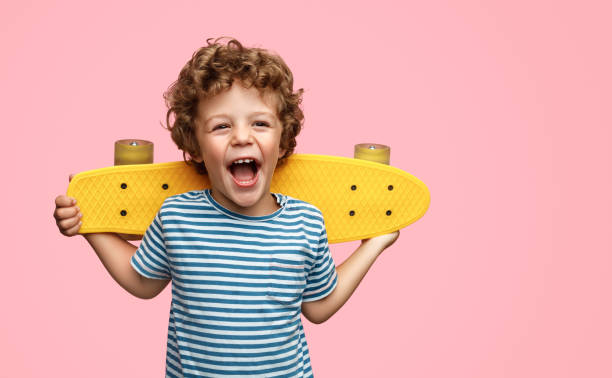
[265,259,307,306]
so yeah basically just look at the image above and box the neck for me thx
[210,190,279,217]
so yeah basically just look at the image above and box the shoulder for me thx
[159,190,207,214]
[279,194,325,227]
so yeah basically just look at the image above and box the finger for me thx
[62,219,82,236]
[55,195,76,208]
[54,206,80,221]
[58,214,82,232]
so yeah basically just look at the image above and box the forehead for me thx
[196,83,280,120]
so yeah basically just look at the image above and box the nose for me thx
[230,123,253,146]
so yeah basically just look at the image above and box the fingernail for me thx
[76,206,80,211]
[78,212,83,218]
[72,199,76,205]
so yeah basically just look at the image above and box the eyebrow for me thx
[204,111,275,125]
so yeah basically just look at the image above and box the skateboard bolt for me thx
[351,185,357,191]
[129,141,139,146]
[349,210,355,216]
[388,185,393,191]
[386,210,392,216]
[121,210,127,216]
[162,184,169,190]
[121,183,127,189]
[368,145,376,149]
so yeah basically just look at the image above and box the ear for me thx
[278,146,287,160]
[190,150,203,163]
[190,140,204,163]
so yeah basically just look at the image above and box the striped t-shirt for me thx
[131,189,338,377]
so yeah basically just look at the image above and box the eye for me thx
[254,121,269,127]
[213,124,229,130]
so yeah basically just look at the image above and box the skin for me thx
[192,82,286,216]
[53,81,400,323]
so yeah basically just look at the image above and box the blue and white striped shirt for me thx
[131,189,338,377]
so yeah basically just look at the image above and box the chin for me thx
[223,185,264,208]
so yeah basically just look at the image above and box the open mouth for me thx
[228,158,260,186]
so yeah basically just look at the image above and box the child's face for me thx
[193,81,286,216]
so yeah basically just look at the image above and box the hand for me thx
[361,230,400,253]
[53,174,82,237]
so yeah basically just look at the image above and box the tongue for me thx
[231,164,255,181]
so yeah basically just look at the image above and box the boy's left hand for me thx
[304,230,400,323]
[361,230,400,254]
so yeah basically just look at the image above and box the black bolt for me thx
[386,210,392,216]
[120,210,127,216]
[162,184,169,190]
[388,185,393,191]
[121,183,127,189]
[349,210,355,216]
[351,185,357,191]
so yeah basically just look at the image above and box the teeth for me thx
[232,159,253,165]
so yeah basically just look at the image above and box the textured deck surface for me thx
[66,154,430,243]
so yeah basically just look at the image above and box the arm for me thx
[301,231,399,324]
[54,194,169,299]
[83,233,170,299]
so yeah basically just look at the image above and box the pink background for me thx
[2,1,611,377]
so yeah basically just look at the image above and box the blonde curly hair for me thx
[163,37,305,174]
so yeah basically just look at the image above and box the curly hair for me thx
[163,37,305,175]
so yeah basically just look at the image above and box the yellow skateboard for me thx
[66,145,430,244]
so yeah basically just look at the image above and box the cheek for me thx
[265,139,283,158]
[197,142,222,168]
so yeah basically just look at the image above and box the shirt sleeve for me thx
[302,220,337,302]
[130,210,171,280]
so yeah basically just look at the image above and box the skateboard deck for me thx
[66,154,430,244]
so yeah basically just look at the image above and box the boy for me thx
[54,37,399,377]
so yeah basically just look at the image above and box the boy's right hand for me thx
[54,174,82,237]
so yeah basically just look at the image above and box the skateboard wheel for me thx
[354,143,390,165]
[114,139,154,165]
